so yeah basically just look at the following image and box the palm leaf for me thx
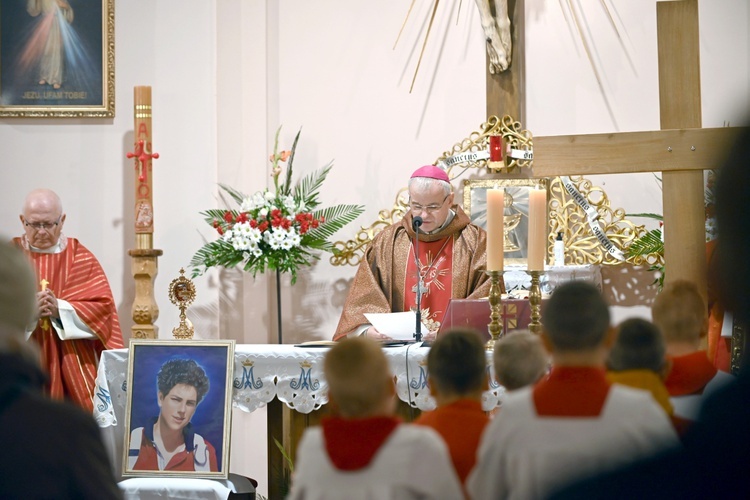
[293,162,334,208]
[218,184,247,206]
[626,228,664,258]
[189,239,244,277]
[283,129,302,195]
[627,212,663,221]
[306,204,365,241]
[200,209,234,226]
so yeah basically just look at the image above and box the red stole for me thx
[403,237,454,328]
[14,237,123,411]
[533,366,611,417]
[322,416,401,471]
[665,351,718,396]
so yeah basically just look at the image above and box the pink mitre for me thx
[410,165,449,182]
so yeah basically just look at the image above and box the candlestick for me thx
[527,185,547,271]
[485,270,504,350]
[526,270,543,334]
[487,188,505,271]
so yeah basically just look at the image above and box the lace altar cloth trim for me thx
[94,344,505,427]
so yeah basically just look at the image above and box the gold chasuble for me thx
[334,205,493,340]
[14,236,123,411]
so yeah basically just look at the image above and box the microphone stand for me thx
[413,217,423,343]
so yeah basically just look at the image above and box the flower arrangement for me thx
[189,128,364,283]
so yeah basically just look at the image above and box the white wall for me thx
[0,0,747,496]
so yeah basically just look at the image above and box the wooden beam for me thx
[486,0,525,122]
[531,127,743,177]
[657,0,707,300]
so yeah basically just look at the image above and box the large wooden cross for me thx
[489,0,744,301]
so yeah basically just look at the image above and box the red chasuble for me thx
[403,237,454,329]
[14,237,123,411]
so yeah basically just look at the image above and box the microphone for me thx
[413,216,423,343]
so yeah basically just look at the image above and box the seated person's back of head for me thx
[288,337,464,500]
[606,318,674,417]
[0,241,121,499]
[652,280,734,419]
[493,330,549,391]
[415,328,489,484]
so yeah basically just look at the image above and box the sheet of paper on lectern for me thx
[364,312,429,341]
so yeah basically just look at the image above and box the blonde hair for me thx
[493,331,549,391]
[652,280,707,343]
[324,337,393,418]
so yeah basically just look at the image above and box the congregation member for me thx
[551,121,750,499]
[334,165,492,341]
[493,329,549,391]
[0,241,122,499]
[288,337,463,499]
[15,188,123,412]
[605,318,694,437]
[414,328,490,486]
[652,280,734,421]
[467,281,678,499]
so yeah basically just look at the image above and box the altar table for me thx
[94,343,506,493]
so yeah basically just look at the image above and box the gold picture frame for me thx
[0,0,115,118]
[462,178,549,266]
[122,340,235,479]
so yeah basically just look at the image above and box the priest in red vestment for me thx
[334,165,493,341]
[14,189,124,412]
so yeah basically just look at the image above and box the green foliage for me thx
[190,127,364,283]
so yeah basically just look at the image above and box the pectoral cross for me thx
[412,282,429,295]
[40,278,50,331]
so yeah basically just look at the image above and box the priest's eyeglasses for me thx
[24,217,61,231]
[409,195,449,214]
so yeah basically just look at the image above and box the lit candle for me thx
[527,186,547,271]
[486,188,505,271]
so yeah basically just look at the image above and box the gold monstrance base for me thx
[526,270,543,334]
[169,268,196,340]
[485,270,503,350]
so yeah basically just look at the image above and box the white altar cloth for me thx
[94,343,506,429]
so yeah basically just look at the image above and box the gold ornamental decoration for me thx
[331,115,655,268]
[169,268,196,340]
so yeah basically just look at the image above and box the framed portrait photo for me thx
[0,0,115,118]
[463,178,550,265]
[122,340,235,479]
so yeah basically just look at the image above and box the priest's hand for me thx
[37,289,60,319]
[364,326,392,341]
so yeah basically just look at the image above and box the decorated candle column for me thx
[127,86,162,339]
[486,188,505,271]
[527,185,547,271]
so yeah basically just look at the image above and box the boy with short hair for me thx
[288,337,463,499]
[606,318,673,416]
[414,328,490,485]
[493,330,549,391]
[652,280,735,421]
[468,282,678,500]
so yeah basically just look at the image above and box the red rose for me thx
[223,211,234,223]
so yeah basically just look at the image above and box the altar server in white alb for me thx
[468,282,679,500]
[288,336,463,500]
